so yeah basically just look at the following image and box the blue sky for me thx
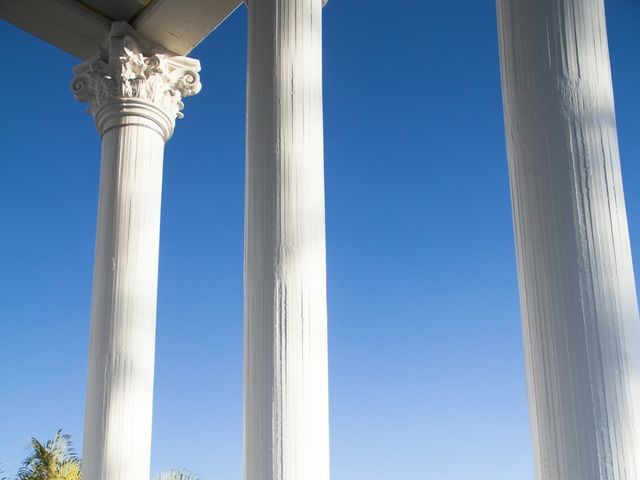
[1,1,639,479]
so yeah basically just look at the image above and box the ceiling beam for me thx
[133,0,243,55]
[0,0,111,60]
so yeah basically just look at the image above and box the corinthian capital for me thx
[71,22,201,138]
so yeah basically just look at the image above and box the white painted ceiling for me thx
[0,0,243,59]
[83,0,148,22]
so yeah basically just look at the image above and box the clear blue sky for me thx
[1,1,639,479]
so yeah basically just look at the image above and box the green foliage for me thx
[16,431,81,480]
[11,431,199,480]
[154,470,200,480]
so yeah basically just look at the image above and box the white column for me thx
[71,22,200,480]
[496,1,640,477]
[244,0,330,479]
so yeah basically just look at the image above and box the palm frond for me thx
[57,459,81,480]
[154,469,201,480]
[17,430,80,480]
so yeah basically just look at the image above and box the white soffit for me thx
[0,0,244,59]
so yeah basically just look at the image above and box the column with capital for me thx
[496,0,640,477]
[71,22,200,480]
[244,0,330,479]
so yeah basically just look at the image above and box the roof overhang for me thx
[0,0,244,59]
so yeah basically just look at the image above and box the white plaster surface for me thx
[496,0,640,477]
[82,107,165,480]
[244,1,330,479]
[72,24,200,480]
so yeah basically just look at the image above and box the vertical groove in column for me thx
[72,25,201,480]
[496,0,640,478]
[244,0,329,479]
[83,122,165,480]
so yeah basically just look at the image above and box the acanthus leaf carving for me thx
[71,26,201,123]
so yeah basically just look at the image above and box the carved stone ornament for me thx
[71,23,201,126]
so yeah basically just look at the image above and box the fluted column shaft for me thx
[82,103,165,480]
[244,1,330,479]
[72,22,200,480]
[496,1,640,478]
